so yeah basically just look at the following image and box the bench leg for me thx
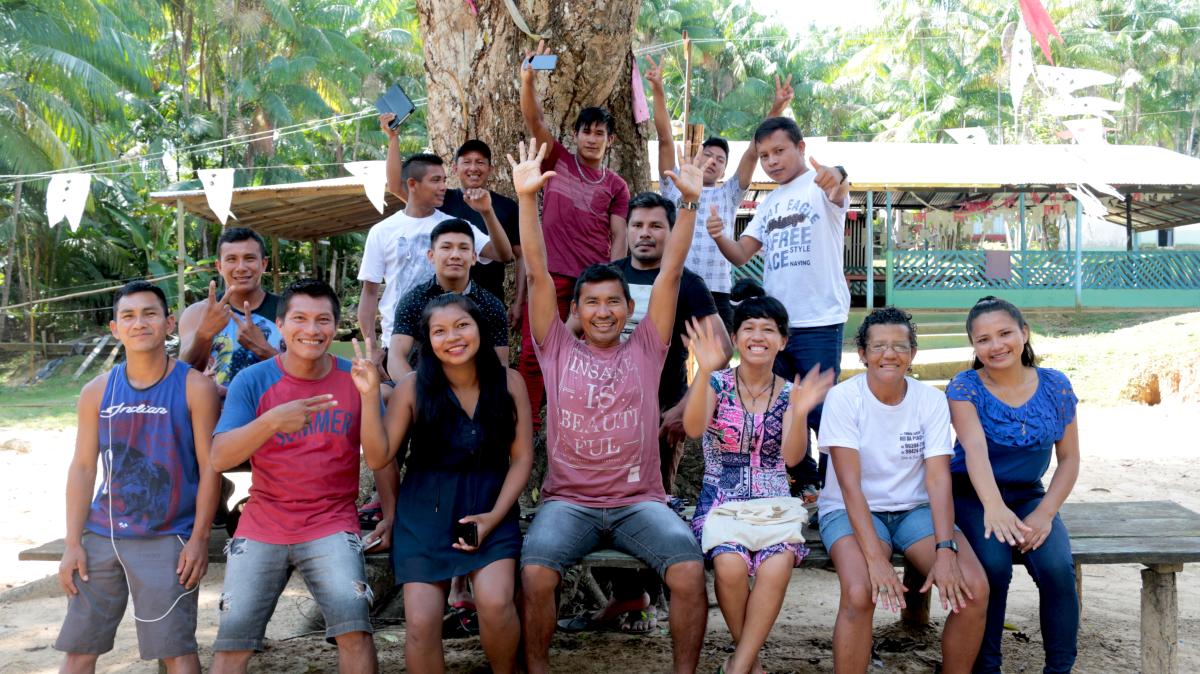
[900,557,930,627]
[1140,564,1182,674]
[1075,560,1083,621]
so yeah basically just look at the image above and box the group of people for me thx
[55,45,1082,674]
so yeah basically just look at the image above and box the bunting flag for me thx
[631,53,650,124]
[1062,118,1107,145]
[1035,66,1116,95]
[1009,17,1034,113]
[1018,0,1063,64]
[1066,184,1107,219]
[945,127,990,144]
[344,161,389,214]
[1043,95,1121,122]
[198,168,236,224]
[46,173,92,231]
[502,0,543,39]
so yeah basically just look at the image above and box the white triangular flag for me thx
[1035,66,1116,96]
[1010,17,1034,113]
[1062,118,1107,145]
[198,168,236,224]
[344,161,388,214]
[1065,184,1107,220]
[162,140,179,183]
[945,127,990,144]
[1044,96,1121,122]
[46,173,92,231]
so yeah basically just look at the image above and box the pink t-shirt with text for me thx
[534,317,668,507]
[540,138,631,278]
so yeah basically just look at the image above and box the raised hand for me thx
[662,146,708,202]
[644,55,665,90]
[378,112,399,139]
[234,301,270,355]
[705,205,726,240]
[463,187,494,215]
[789,364,835,417]
[809,156,846,199]
[350,337,381,396]
[771,73,795,115]
[520,39,551,83]
[267,394,337,435]
[686,317,728,375]
[198,280,233,339]
[507,139,558,197]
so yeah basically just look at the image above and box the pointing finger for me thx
[809,156,825,172]
[207,280,216,303]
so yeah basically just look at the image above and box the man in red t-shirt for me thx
[515,40,631,431]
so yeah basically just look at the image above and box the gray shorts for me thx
[521,499,703,577]
[55,532,198,660]
[214,531,373,652]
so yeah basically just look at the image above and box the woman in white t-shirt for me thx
[816,307,989,673]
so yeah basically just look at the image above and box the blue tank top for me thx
[87,360,199,538]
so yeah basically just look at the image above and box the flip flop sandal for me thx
[442,606,480,639]
[556,613,618,633]
[618,607,658,634]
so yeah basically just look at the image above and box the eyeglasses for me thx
[866,342,912,354]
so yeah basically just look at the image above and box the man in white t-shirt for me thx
[356,153,512,379]
[706,115,851,490]
[645,62,796,328]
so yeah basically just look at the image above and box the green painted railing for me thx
[892,250,1200,291]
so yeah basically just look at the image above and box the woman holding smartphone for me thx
[364,293,533,674]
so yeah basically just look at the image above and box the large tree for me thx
[414,0,650,196]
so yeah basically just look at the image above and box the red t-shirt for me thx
[540,138,631,278]
[215,355,372,544]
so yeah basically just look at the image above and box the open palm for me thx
[508,140,557,197]
[686,317,727,373]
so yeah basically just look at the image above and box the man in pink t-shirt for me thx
[515,41,632,433]
[209,280,393,674]
[508,140,707,674]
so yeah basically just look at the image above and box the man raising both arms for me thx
[513,140,708,674]
[706,115,852,494]
[646,60,795,329]
[516,40,631,431]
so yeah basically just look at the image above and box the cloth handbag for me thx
[700,496,811,553]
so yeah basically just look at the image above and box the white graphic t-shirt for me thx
[816,375,953,514]
[741,170,849,328]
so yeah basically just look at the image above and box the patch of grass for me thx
[0,354,88,429]
[1025,309,1191,338]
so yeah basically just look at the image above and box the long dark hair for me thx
[965,296,1038,370]
[414,294,515,449]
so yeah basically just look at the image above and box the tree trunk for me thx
[414,0,650,198]
[1,180,21,341]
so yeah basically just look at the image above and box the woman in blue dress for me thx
[948,296,1081,673]
[364,294,533,674]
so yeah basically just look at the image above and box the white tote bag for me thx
[700,496,811,553]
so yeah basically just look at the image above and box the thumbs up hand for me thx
[809,156,847,201]
[704,205,726,240]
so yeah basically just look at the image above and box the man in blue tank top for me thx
[56,281,221,673]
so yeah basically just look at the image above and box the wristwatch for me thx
[935,539,959,553]
[678,200,700,210]
[834,165,848,184]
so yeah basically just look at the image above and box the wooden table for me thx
[21,500,1200,673]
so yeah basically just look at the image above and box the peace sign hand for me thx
[198,280,233,340]
[686,317,728,375]
[770,73,795,115]
[267,394,337,434]
[788,364,835,419]
[507,140,558,197]
[350,337,381,396]
[234,301,270,356]
[662,146,708,202]
[644,55,665,91]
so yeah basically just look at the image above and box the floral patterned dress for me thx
[692,368,808,575]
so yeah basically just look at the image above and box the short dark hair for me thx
[429,218,476,247]
[403,153,444,183]
[572,263,632,304]
[702,137,730,159]
[855,306,918,351]
[278,278,341,323]
[626,192,676,228]
[753,117,803,145]
[216,226,267,258]
[730,278,765,305]
[732,292,789,336]
[965,296,1038,368]
[113,280,169,318]
[574,107,615,135]
[454,139,492,163]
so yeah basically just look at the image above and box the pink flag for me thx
[1019,0,1063,64]
[631,54,650,124]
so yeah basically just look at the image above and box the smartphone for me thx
[453,521,479,547]
[364,537,382,551]
[374,84,416,130]
[529,54,558,71]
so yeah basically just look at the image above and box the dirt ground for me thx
[2,402,1198,673]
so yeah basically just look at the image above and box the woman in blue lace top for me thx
[948,296,1080,674]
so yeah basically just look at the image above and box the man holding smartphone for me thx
[516,40,631,433]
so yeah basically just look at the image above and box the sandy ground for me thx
[1,403,1198,673]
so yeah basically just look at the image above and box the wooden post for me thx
[900,557,930,627]
[1073,199,1083,309]
[1019,192,1027,252]
[176,199,186,317]
[1075,560,1083,619]
[681,31,692,147]
[272,237,281,293]
[865,191,874,309]
[1141,564,1182,674]
[1126,196,1134,251]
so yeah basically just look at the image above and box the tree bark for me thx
[414,0,650,197]
[1,180,21,341]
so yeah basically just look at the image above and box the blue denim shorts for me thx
[213,531,373,652]
[819,503,946,553]
[521,499,703,578]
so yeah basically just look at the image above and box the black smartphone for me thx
[453,521,479,547]
[374,84,416,130]
[529,54,558,71]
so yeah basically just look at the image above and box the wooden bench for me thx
[20,500,1200,673]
